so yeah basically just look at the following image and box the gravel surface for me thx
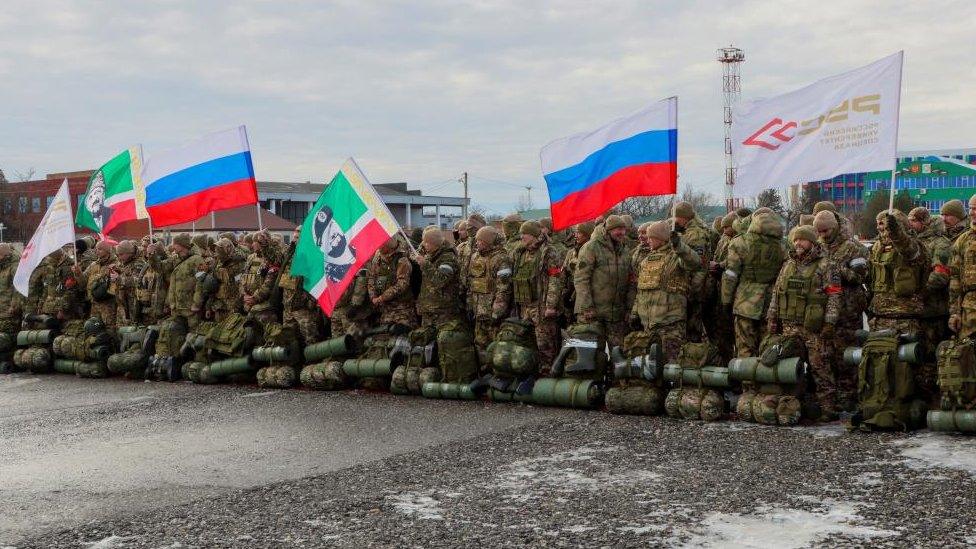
[17,400,976,548]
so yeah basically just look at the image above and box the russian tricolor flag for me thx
[541,97,677,231]
[144,125,259,227]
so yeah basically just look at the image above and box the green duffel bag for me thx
[256,365,297,388]
[936,338,976,411]
[206,313,249,357]
[300,361,347,391]
[677,341,721,370]
[155,317,188,357]
[851,331,923,431]
[437,320,478,383]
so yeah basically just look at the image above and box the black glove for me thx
[669,230,681,249]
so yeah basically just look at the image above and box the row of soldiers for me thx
[2,196,976,422]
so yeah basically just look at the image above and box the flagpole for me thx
[148,217,154,240]
[887,52,904,213]
[256,203,264,231]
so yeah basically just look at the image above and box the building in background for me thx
[1,171,95,242]
[792,148,976,213]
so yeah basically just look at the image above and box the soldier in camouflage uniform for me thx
[0,244,21,353]
[241,230,282,325]
[574,215,635,348]
[949,196,976,340]
[136,238,168,325]
[330,268,371,337]
[38,248,85,321]
[631,222,651,268]
[814,210,869,411]
[466,226,512,349]
[415,226,464,327]
[502,213,524,254]
[457,214,487,300]
[942,199,968,243]
[511,221,563,374]
[74,236,98,273]
[148,233,205,328]
[554,222,594,321]
[453,220,468,249]
[630,221,700,361]
[196,237,246,322]
[191,234,212,259]
[367,237,419,330]
[539,217,568,260]
[722,212,787,358]
[279,228,325,346]
[673,202,711,343]
[908,207,952,358]
[74,240,119,331]
[619,214,637,258]
[708,213,738,364]
[110,240,146,327]
[767,225,842,420]
[812,201,856,241]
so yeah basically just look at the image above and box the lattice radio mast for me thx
[717,46,745,212]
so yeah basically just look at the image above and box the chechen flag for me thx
[540,97,678,231]
[290,159,401,316]
[75,146,148,236]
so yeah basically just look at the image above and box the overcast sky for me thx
[1,1,974,213]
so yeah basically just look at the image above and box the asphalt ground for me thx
[4,373,976,548]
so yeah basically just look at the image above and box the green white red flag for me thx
[75,146,148,236]
[291,158,401,316]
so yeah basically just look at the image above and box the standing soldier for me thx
[453,221,468,250]
[74,241,119,331]
[673,201,711,342]
[39,248,85,322]
[330,268,371,337]
[942,199,969,243]
[457,214,487,299]
[466,226,512,350]
[708,213,738,364]
[511,221,563,374]
[814,211,869,411]
[950,196,976,339]
[631,222,652,268]
[619,215,638,258]
[721,212,787,358]
[908,207,952,357]
[148,233,204,328]
[766,226,842,421]
[198,237,246,322]
[279,228,324,346]
[574,215,635,348]
[110,240,146,327]
[539,218,567,259]
[630,221,700,361]
[137,238,168,326]
[367,237,419,330]
[241,230,282,325]
[554,222,594,322]
[0,244,21,361]
[502,213,524,254]
[415,226,464,326]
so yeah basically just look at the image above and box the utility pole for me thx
[0,222,5,242]
[461,171,469,218]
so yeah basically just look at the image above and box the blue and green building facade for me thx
[802,148,976,213]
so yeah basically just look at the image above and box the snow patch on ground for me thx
[83,536,131,549]
[790,423,847,438]
[619,524,667,534]
[853,471,883,487]
[681,500,897,548]
[562,525,596,533]
[388,492,445,520]
[893,432,976,476]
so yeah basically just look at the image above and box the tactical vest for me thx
[513,246,543,305]
[418,247,458,311]
[961,237,976,292]
[372,251,402,294]
[637,247,687,294]
[775,260,826,331]
[740,234,783,284]
[468,252,494,295]
[870,244,922,298]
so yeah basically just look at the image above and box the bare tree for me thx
[0,168,8,185]
[467,203,489,219]
[14,167,35,182]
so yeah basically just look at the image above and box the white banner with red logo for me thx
[732,51,902,197]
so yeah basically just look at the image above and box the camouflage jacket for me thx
[137,259,169,324]
[949,224,976,338]
[417,242,463,323]
[78,255,117,305]
[367,242,417,326]
[678,216,712,297]
[112,255,147,325]
[510,240,563,316]
[631,240,700,329]
[466,244,512,321]
[278,245,318,314]
[916,218,952,318]
[39,255,84,319]
[553,244,586,315]
[721,230,787,321]
[198,253,247,316]
[767,244,841,329]
[819,230,869,327]
[332,268,371,324]
[0,256,21,320]
[241,248,282,314]
[456,235,476,293]
[150,249,204,317]
[574,226,635,323]
[947,217,969,243]
[867,223,929,318]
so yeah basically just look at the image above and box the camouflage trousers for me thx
[921,315,949,360]
[473,316,500,350]
[595,319,629,350]
[783,324,836,414]
[685,299,705,343]
[90,300,118,331]
[379,302,419,331]
[645,321,686,363]
[284,308,325,347]
[520,305,560,376]
[708,301,735,366]
[830,322,862,412]
[734,315,765,358]
[868,316,936,402]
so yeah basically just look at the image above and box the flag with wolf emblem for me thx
[75,146,148,236]
[291,158,401,316]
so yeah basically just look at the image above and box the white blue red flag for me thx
[540,97,677,231]
[143,125,258,227]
